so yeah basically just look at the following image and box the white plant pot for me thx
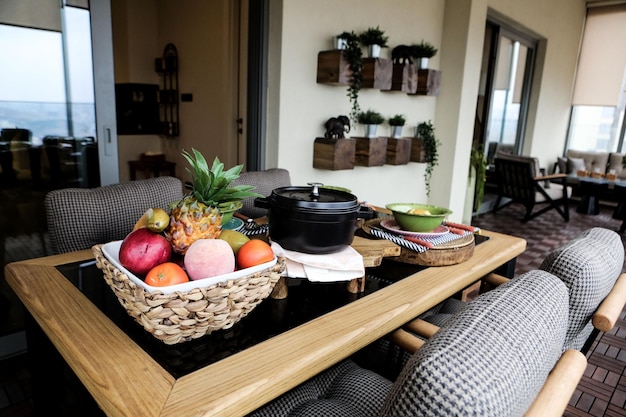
[368,44,381,58]
[391,126,403,138]
[418,57,429,70]
[334,37,348,50]
[365,124,378,138]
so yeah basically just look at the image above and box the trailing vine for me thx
[416,121,440,197]
[337,31,363,123]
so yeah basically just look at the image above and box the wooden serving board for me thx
[361,218,475,267]
[397,233,475,266]
[351,235,401,267]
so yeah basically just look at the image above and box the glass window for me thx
[0,6,95,145]
[566,4,626,154]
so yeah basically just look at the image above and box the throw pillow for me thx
[567,157,586,173]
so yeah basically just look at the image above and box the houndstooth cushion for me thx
[230,168,291,218]
[539,227,624,350]
[247,359,392,417]
[380,270,569,417]
[45,176,183,254]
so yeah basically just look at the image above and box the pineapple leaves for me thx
[182,148,263,206]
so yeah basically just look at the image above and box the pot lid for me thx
[269,183,359,213]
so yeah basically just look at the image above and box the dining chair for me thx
[229,168,291,219]
[539,226,626,352]
[492,153,571,222]
[44,176,184,254]
[420,226,626,353]
[248,270,584,417]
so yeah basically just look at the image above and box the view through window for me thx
[0,6,95,145]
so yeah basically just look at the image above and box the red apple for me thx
[119,228,172,276]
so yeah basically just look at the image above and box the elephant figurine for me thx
[392,44,413,65]
[324,115,351,139]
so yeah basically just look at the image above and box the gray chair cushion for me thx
[380,270,569,417]
[539,227,624,350]
[230,168,291,218]
[248,359,392,417]
[45,176,183,254]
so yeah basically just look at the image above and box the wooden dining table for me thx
[5,228,525,417]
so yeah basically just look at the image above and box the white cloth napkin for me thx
[270,241,364,282]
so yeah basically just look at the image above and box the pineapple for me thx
[165,149,261,255]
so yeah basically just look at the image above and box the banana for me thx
[133,208,170,233]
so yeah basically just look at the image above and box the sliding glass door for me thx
[0,0,117,357]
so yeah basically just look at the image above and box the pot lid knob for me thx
[307,182,324,200]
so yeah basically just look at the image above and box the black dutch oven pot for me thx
[254,183,373,254]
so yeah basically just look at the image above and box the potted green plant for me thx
[337,31,363,123]
[415,120,440,197]
[410,41,438,69]
[470,145,487,212]
[357,109,384,138]
[359,26,389,58]
[388,114,406,138]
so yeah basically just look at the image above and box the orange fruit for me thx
[144,262,189,286]
[237,239,274,269]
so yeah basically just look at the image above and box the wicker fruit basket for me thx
[92,244,286,345]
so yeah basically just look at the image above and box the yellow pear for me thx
[218,229,250,255]
[133,208,170,233]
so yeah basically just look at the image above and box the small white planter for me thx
[365,124,379,138]
[418,57,430,69]
[391,125,403,138]
[368,44,382,58]
[334,37,348,50]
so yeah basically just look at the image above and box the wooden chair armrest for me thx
[387,329,425,354]
[524,349,587,417]
[483,272,510,287]
[593,273,626,332]
[534,173,567,181]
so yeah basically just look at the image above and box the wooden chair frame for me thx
[493,157,570,222]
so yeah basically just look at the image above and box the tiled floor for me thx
[471,198,626,417]
[1,197,626,416]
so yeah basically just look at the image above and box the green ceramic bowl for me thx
[386,203,452,232]
[218,200,244,224]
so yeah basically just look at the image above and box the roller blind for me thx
[0,0,62,31]
[572,4,626,106]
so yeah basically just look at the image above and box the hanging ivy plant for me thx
[337,31,363,123]
[416,120,440,197]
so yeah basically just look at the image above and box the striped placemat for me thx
[363,219,478,253]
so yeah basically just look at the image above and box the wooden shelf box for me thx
[361,58,393,90]
[410,137,426,162]
[316,50,351,85]
[354,137,388,167]
[313,137,356,170]
[409,69,442,96]
[384,63,418,94]
[386,137,412,165]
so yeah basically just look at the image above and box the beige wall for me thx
[272,0,586,221]
[112,0,586,221]
[111,0,241,182]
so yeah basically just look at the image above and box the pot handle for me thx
[254,197,270,209]
[357,204,375,219]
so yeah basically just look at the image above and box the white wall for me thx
[273,0,445,210]
[273,0,586,221]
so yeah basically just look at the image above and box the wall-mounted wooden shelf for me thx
[386,137,412,165]
[313,137,356,170]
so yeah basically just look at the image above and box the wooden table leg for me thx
[346,276,365,293]
[271,276,288,299]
